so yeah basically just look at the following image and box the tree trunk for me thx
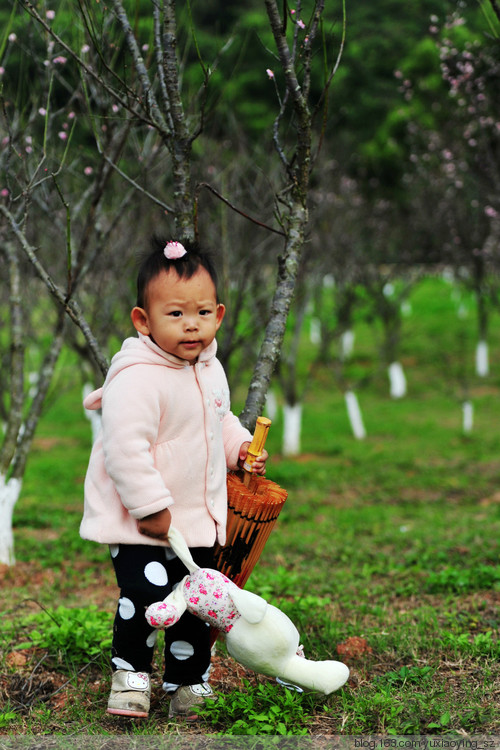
[475,340,489,377]
[388,361,407,399]
[340,329,355,360]
[0,477,22,565]
[462,400,474,434]
[240,208,306,429]
[283,402,302,456]
[345,390,367,440]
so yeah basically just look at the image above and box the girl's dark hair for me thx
[136,236,219,309]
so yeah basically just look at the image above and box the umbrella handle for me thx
[242,416,271,487]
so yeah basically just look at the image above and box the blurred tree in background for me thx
[1,0,499,562]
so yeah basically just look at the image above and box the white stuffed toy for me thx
[145,527,349,696]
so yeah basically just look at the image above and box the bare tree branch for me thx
[0,205,109,376]
[194,182,286,238]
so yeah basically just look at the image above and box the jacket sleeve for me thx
[222,410,252,470]
[101,365,174,519]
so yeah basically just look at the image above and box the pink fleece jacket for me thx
[80,333,252,548]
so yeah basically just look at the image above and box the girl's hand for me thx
[138,507,172,540]
[238,442,269,475]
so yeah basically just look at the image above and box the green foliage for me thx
[440,630,499,658]
[195,679,314,735]
[14,606,112,671]
[425,565,500,594]
[376,665,435,688]
[0,709,17,728]
[2,276,500,734]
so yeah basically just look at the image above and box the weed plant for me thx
[1,276,499,736]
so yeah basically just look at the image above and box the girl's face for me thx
[131,267,225,363]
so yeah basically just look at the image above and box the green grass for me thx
[1,276,499,736]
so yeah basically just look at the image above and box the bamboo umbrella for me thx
[214,417,288,589]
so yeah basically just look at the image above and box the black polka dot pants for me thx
[109,543,215,689]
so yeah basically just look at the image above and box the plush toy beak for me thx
[276,657,349,696]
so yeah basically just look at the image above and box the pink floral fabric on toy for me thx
[183,569,241,633]
[146,601,179,628]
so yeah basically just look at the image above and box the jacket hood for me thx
[83,333,218,411]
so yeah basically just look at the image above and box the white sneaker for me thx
[168,683,215,721]
[107,670,150,718]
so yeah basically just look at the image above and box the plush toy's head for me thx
[146,567,248,633]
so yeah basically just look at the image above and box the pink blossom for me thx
[84,166,93,176]
[266,68,274,79]
[68,111,75,119]
[46,10,55,20]
[0,67,4,76]
[8,33,17,43]
[53,56,67,65]
[38,107,47,116]
[485,206,498,218]
[1,189,9,198]
[58,131,67,141]
[81,44,90,54]
[297,19,306,29]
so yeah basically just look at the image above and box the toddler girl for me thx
[80,238,267,720]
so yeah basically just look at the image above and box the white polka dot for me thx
[118,597,135,620]
[109,544,119,558]
[170,640,194,660]
[146,630,158,648]
[112,657,135,670]
[144,561,168,586]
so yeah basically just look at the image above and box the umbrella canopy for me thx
[215,471,288,588]
[214,417,288,588]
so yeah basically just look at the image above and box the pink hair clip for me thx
[164,241,187,260]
